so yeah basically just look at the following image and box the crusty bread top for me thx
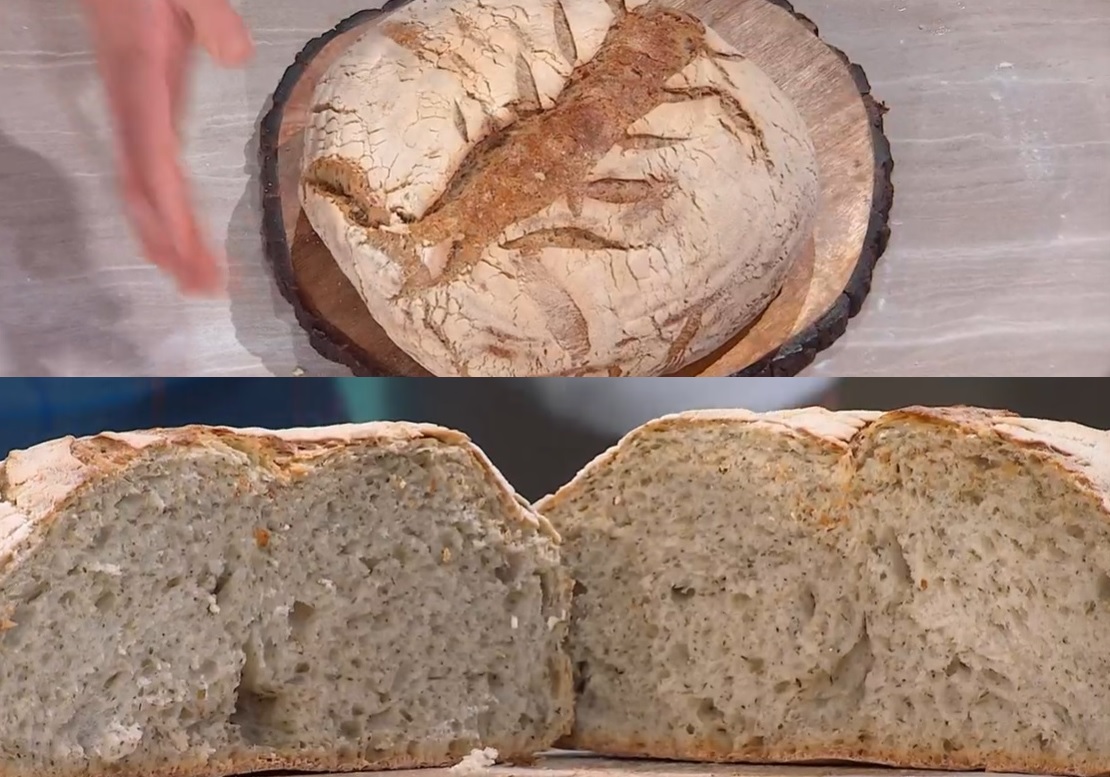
[536,406,1110,514]
[863,406,1110,513]
[534,407,878,513]
[0,422,557,579]
[300,0,819,377]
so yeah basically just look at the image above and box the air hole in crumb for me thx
[695,698,725,726]
[880,529,912,587]
[212,569,233,600]
[358,556,376,574]
[103,671,123,690]
[743,656,765,674]
[1096,573,1110,601]
[200,660,219,679]
[447,738,472,759]
[489,673,504,694]
[339,720,362,739]
[1066,524,1085,540]
[668,643,691,664]
[295,662,311,674]
[494,552,525,584]
[799,586,816,619]
[24,584,47,604]
[94,591,116,612]
[230,684,281,745]
[165,577,183,591]
[92,525,112,548]
[685,724,695,735]
[288,601,316,643]
[942,738,956,753]
[945,656,971,677]
[574,661,591,695]
[58,591,76,607]
[366,708,396,732]
[670,585,696,601]
[572,580,588,597]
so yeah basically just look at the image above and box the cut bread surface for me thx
[537,407,1110,776]
[0,423,572,777]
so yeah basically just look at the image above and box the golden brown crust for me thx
[535,407,873,513]
[855,405,1110,515]
[0,422,559,601]
[307,6,727,297]
[2,422,556,551]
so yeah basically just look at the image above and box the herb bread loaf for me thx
[301,0,819,377]
[0,423,572,777]
[537,406,1110,776]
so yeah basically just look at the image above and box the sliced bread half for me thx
[537,406,1110,776]
[0,423,572,777]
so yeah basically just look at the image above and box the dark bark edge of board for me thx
[257,0,895,378]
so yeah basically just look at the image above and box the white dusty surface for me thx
[0,0,1107,376]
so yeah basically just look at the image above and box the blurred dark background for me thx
[0,378,1105,501]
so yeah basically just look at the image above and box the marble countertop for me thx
[1,0,1107,376]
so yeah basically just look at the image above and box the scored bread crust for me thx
[300,0,819,377]
[539,406,1110,777]
[0,422,567,777]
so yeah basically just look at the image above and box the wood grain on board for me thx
[302,754,1032,777]
[259,0,893,377]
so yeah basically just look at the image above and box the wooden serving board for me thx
[302,755,1028,777]
[258,0,894,377]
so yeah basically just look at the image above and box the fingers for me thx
[165,7,194,134]
[120,167,227,297]
[174,0,254,67]
[84,0,232,297]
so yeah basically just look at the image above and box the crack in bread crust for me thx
[301,0,820,377]
[365,8,713,295]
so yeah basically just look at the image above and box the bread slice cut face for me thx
[537,406,1110,776]
[0,423,572,777]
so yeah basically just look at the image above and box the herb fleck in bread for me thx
[537,406,1110,776]
[301,0,818,377]
[0,423,572,777]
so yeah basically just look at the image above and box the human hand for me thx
[81,0,253,296]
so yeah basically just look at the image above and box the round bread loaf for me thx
[301,0,819,377]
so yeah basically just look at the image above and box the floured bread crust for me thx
[301,0,819,377]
